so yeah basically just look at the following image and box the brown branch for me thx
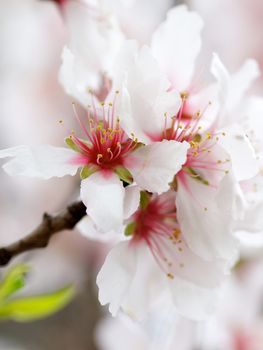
[0,201,86,267]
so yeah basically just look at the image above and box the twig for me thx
[0,201,86,267]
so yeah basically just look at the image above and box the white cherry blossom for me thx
[116,6,259,261]
[0,94,188,233]
[97,190,227,321]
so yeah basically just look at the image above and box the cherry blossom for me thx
[116,6,259,261]
[0,94,188,233]
[97,190,227,320]
[59,0,173,106]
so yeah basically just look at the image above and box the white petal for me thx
[236,201,263,234]
[127,140,189,194]
[59,46,96,107]
[97,241,137,316]
[77,216,122,242]
[118,46,181,144]
[151,5,204,91]
[176,173,238,261]
[64,1,124,73]
[0,145,79,179]
[210,53,230,124]
[97,240,167,320]
[211,55,260,128]
[80,172,125,232]
[218,124,259,181]
[168,276,219,321]
[60,0,125,105]
[123,185,140,219]
[226,59,260,112]
[121,243,168,321]
[156,233,226,288]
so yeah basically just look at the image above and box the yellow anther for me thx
[167,273,174,279]
[173,228,181,239]
[58,120,63,124]
[206,132,212,139]
[190,141,199,149]
[180,91,189,100]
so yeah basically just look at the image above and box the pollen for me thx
[180,91,189,100]
[167,272,174,279]
[67,95,138,171]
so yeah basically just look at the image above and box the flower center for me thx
[128,192,185,279]
[68,93,137,171]
[159,97,231,188]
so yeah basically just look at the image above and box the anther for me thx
[96,154,103,164]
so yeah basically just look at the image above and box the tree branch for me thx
[0,201,86,267]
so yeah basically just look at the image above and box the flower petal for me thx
[0,145,79,179]
[60,1,124,104]
[59,46,95,107]
[97,241,137,317]
[211,55,260,128]
[227,59,260,111]
[97,240,167,320]
[118,46,181,144]
[123,185,140,220]
[176,172,238,261]
[155,231,226,288]
[80,171,125,232]
[218,124,259,181]
[168,276,219,321]
[77,216,122,242]
[126,140,189,194]
[151,5,204,91]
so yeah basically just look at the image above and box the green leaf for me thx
[124,222,136,236]
[0,264,29,300]
[80,165,97,179]
[0,285,75,322]
[115,166,133,184]
[65,137,79,152]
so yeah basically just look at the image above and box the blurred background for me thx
[0,0,263,349]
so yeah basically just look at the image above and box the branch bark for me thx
[0,201,86,267]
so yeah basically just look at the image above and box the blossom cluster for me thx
[0,1,262,322]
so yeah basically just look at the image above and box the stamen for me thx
[96,154,103,164]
